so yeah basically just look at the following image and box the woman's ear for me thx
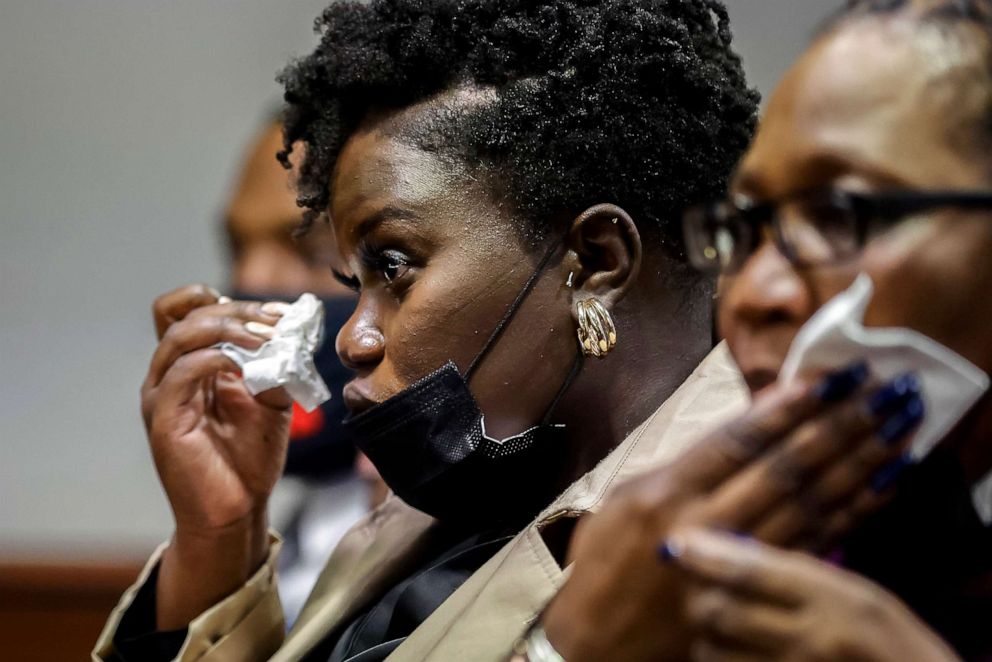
[561,203,642,310]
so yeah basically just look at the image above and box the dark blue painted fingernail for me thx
[657,538,684,563]
[872,454,914,493]
[869,373,921,416]
[814,361,870,402]
[877,396,925,446]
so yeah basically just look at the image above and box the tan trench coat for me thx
[94,344,747,662]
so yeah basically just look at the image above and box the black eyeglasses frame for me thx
[683,188,992,274]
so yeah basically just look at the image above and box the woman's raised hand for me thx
[141,285,294,629]
[668,527,960,662]
[540,362,924,661]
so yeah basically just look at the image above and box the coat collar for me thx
[277,498,438,660]
[396,343,748,660]
[282,343,748,660]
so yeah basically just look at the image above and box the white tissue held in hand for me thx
[778,274,992,523]
[218,293,332,413]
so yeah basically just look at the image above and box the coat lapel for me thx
[274,497,437,661]
[390,524,564,661]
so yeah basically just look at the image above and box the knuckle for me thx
[765,452,803,493]
[693,591,735,636]
[720,417,774,460]
[213,314,237,335]
[183,304,214,323]
[191,283,215,300]
[235,300,262,318]
[709,609,737,638]
[152,290,175,312]
[160,321,185,346]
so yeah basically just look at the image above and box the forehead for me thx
[739,18,990,193]
[327,102,514,257]
[331,127,460,222]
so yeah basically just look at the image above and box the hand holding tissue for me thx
[779,274,992,522]
[218,293,332,412]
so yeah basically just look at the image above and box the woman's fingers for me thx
[671,371,842,493]
[677,361,871,493]
[686,586,796,652]
[151,349,241,419]
[699,372,921,536]
[152,284,223,340]
[807,488,895,553]
[673,530,962,662]
[663,528,807,606]
[145,301,283,389]
[751,409,919,546]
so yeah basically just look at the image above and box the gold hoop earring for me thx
[575,298,617,358]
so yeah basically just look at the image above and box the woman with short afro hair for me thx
[94,1,759,660]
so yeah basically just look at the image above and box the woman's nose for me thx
[336,308,385,371]
[720,238,813,337]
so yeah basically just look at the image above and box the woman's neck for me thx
[550,306,713,495]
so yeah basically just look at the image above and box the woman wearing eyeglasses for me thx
[534,1,992,660]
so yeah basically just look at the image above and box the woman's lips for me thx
[342,382,378,415]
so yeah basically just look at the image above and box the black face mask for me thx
[342,243,582,524]
[228,290,357,480]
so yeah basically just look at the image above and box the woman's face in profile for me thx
[325,108,578,439]
[720,17,992,396]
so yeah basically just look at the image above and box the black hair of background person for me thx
[277,0,760,282]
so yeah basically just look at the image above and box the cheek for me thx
[863,218,992,367]
[381,246,534,382]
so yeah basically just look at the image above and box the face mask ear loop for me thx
[539,352,584,425]
[465,239,565,382]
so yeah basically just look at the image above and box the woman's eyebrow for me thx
[354,206,422,238]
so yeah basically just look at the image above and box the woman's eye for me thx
[379,252,410,284]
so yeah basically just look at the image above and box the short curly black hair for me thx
[278,0,759,261]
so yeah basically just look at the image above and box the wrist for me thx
[156,512,270,630]
[172,510,269,575]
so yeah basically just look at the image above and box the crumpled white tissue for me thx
[218,293,331,413]
[779,274,992,522]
